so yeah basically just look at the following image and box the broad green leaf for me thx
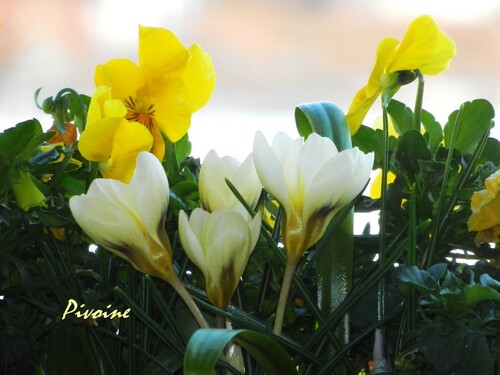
[0,120,40,157]
[175,133,192,164]
[184,328,297,375]
[394,130,432,179]
[420,329,494,375]
[478,138,500,166]
[295,101,351,151]
[387,99,413,135]
[465,284,500,307]
[418,160,446,190]
[352,125,397,168]
[443,99,495,155]
[395,265,438,294]
[421,110,443,153]
[479,273,500,290]
[427,263,447,281]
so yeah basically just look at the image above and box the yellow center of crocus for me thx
[124,96,156,130]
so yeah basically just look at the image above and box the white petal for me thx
[253,131,290,212]
[300,134,339,194]
[85,178,142,224]
[200,149,240,211]
[69,195,148,254]
[303,148,373,222]
[231,153,262,210]
[204,210,251,286]
[130,152,170,246]
[178,210,207,274]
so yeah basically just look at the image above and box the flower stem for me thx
[165,273,210,328]
[377,103,390,323]
[273,258,298,335]
[412,70,424,132]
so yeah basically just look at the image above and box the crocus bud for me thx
[179,208,261,309]
[199,150,262,212]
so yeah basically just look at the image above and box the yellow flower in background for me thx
[12,171,46,211]
[179,209,261,309]
[78,86,154,182]
[69,152,174,281]
[468,170,500,245]
[346,15,456,134]
[94,25,215,159]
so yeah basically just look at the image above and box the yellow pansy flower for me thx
[346,15,456,134]
[468,170,500,245]
[94,25,215,159]
[78,86,154,182]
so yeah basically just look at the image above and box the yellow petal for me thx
[388,15,456,75]
[95,59,144,100]
[346,85,381,135]
[79,117,122,162]
[138,25,189,80]
[468,195,500,232]
[149,123,166,161]
[101,120,154,182]
[370,169,397,199]
[367,37,399,96]
[152,78,192,142]
[346,38,398,134]
[473,226,500,245]
[181,44,216,112]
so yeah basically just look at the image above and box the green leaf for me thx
[352,125,397,168]
[387,99,413,135]
[479,273,500,290]
[478,138,500,166]
[427,263,447,281]
[394,129,432,179]
[295,101,351,151]
[421,109,443,153]
[465,284,500,307]
[417,160,447,190]
[0,120,40,157]
[443,99,495,155]
[395,265,438,294]
[184,328,297,375]
[175,133,192,164]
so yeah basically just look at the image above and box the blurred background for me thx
[1,0,499,161]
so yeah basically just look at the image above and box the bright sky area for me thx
[1,0,499,161]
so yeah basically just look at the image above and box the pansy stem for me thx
[165,273,210,329]
[412,70,424,132]
[273,258,298,335]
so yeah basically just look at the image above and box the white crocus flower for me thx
[253,131,374,335]
[199,150,262,212]
[69,151,174,281]
[179,208,262,309]
[253,131,374,263]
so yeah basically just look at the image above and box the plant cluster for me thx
[1,15,499,375]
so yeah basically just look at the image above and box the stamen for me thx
[124,96,156,130]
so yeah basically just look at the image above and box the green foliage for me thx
[184,329,298,375]
[1,85,499,375]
